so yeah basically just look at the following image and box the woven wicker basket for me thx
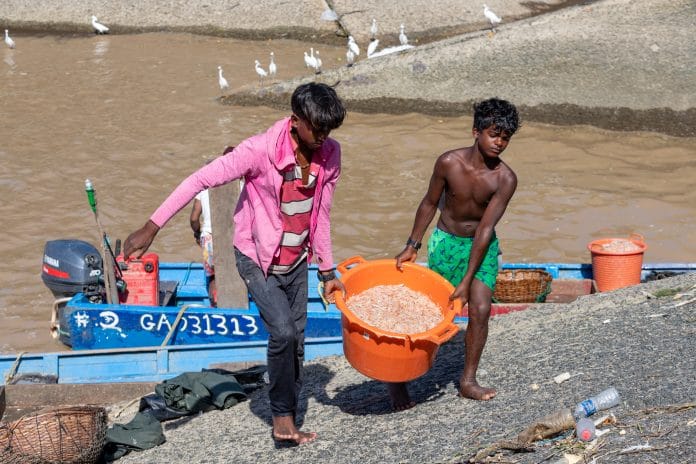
[493,269,553,303]
[0,406,107,464]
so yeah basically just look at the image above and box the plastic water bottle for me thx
[575,417,596,441]
[573,387,620,420]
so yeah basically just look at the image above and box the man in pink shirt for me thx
[124,83,346,447]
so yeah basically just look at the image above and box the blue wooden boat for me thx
[51,257,695,351]
[58,262,344,350]
[39,235,694,352]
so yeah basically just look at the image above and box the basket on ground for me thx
[588,233,647,292]
[493,269,553,303]
[0,405,107,464]
[334,256,460,383]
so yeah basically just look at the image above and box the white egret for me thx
[483,4,501,29]
[346,48,355,67]
[4,29,15,49]
[399,24,408,46]
[91,15,110,34]
[367,39,379,58]
[313,50,323,74]
[217,66,229,92]
[370,18,378,41]
[303,51,313,68]
[268,52,277,77]
[347,36,360,56]
[254,59,268,85]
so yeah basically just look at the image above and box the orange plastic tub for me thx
[588,233,647,292]
[334,256,460,383]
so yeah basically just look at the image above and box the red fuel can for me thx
[116,253,160,306]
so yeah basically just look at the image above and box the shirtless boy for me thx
[394,98,520,408]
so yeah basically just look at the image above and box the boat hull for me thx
[55,262,694,350]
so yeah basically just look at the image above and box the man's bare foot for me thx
[458,380,497,401]
[387,382,416,411]
[272,415,317,446]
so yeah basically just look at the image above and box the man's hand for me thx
[123,220,160,260]
[322,278,345,304]
[395,247,418,270]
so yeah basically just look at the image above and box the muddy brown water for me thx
[1,33,694,353]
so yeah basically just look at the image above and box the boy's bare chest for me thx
[446,168,499,206]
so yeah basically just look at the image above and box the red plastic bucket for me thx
[588,233,647,292]
[334,256,460,382]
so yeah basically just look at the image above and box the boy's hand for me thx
[449,281,470,306]
[123,220,160,259]
[323,278,345,303]
[395,247,418,270]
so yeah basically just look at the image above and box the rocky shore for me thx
[115,273,695,463]
[2,0,694,136]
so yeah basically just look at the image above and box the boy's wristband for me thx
[406,238,421,250]
[317,270,337,282]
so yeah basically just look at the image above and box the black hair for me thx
[473,98,520,135]
[291,82,346,133]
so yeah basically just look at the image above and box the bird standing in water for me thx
[217,66,229,92]
[268,52,277,77]
[254,59,268,86]
[313,50,323,74]
[4,29,15,49]
[91,16,110,34]
[370,18,378,41]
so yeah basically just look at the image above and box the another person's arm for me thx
[190,198,202,245]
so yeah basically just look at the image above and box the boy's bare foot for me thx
[458,380,497,401]
[272,415,317,446]
[387,382,416,411]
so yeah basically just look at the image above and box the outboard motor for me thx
[41,239,103,302]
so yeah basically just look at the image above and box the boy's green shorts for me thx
[427,227,499,291]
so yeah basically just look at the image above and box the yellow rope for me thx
[4,351,27,384]
[160,304,206,346]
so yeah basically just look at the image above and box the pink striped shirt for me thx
[268,163,317,274]
[149,117,341,275]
